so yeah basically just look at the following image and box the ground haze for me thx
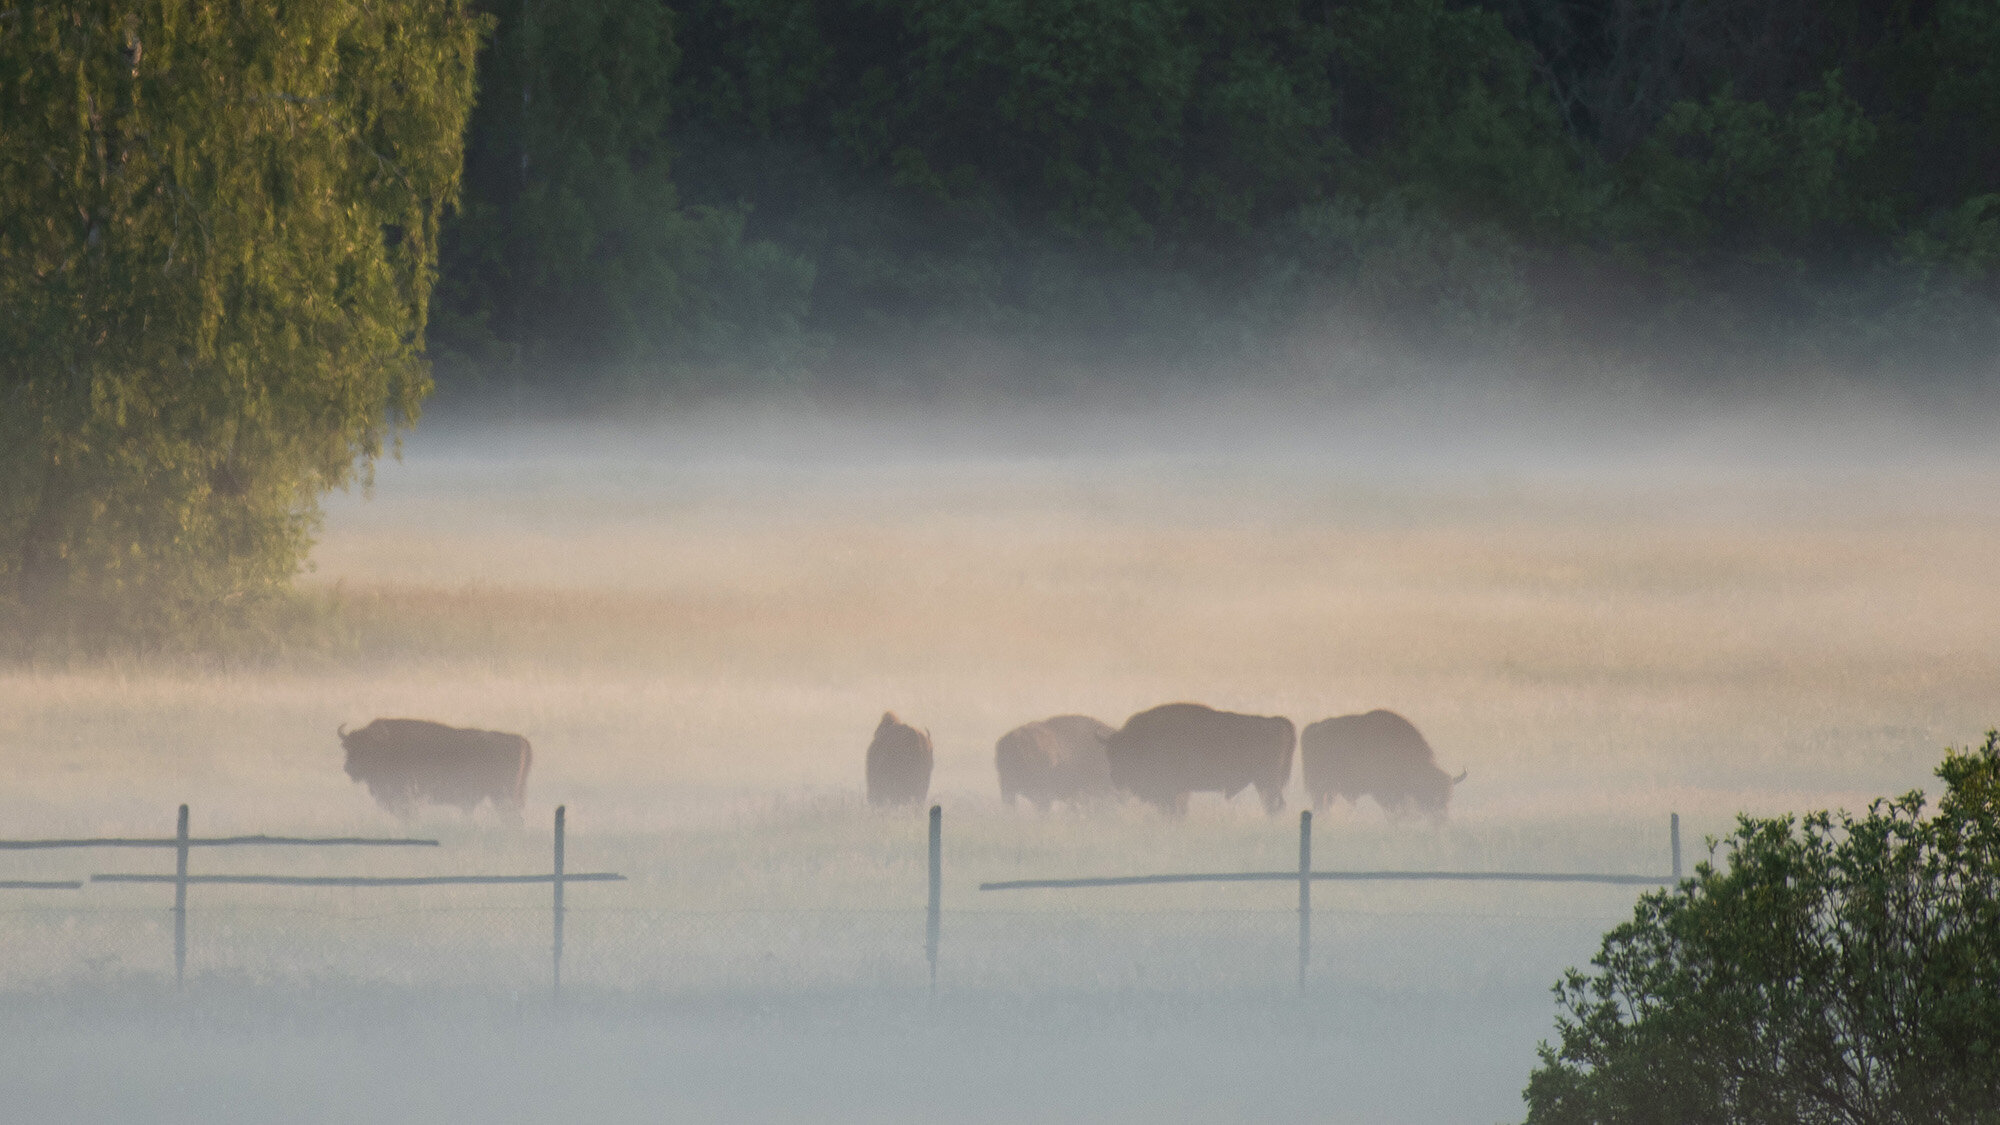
[3,388,1995,1122]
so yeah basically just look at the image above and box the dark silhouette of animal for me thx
[1301,710,1465,821]
[1104,703,1296,816]
[866,712,934,807]
[996,715,1115,811]
[339,719,531,818]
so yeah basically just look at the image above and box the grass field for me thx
[2,390,1995,1122]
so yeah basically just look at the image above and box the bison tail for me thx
[1451,770,1468,785]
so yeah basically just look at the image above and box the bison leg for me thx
[362,779,418,819]
[1258,783,1285,815]
[1375,792,1415,819]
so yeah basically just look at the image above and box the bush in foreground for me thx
[1525,735,2000,1124]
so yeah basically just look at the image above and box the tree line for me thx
[434,0,2000,397]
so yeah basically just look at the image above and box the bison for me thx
[996,715,1115,811]
[339,719,531,818]
[1301,710,1464,821]
[866,712,934,807]
[1104,703,1296,816]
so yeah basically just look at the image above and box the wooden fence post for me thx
[552,805,566,1002]
[927,804,941,991]
[1297,809,1312,993]
[174,804,189,988]
[1671,813,1681,882]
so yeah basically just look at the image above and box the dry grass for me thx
[2,401,1997,994]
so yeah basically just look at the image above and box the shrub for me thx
[1525,735,2000,1124]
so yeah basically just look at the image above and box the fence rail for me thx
[978,810,1684,991]
[981,870,1673,890]
[4,804,1681,995]
[0,836,439,850]
[3,804,618,994]
[91,873,624,887]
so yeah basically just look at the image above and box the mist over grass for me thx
[4,380,1996,1121]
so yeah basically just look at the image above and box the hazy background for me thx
[4,381,1996,1123]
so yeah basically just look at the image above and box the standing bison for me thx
[1301,710,1464,821]
[339,718,531,818]
[1105,703,1296,816]
[866,712,934,807]
[996,715,1115,811]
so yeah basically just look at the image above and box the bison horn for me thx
[337,723,349,739]
[1451,770,1468,785]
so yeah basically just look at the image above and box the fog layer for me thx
[3,387,1995,1122]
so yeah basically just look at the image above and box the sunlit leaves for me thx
[0,0,483,647]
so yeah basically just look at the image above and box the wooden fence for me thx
[6,804,1678,995]
[1,805,621,996]
[973,810,1684,991]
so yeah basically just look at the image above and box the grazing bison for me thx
[1301,710,1464,821]
[996,715,1115,811]
[1105,703,1296,816]
[339,719,531,818]
[866,712,934,807]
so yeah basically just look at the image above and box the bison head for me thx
[1409,766,1467,820]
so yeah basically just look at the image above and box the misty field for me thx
[2,393,1996,1122]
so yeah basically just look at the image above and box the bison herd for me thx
[873,702,1467,821]
[335,704,1463,823]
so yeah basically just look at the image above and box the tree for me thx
[426,0,2000,388]
[0,0,483,647]
[431,0,815,397]
[1524,735,2000,1124]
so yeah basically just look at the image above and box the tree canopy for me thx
[0,0,482,646]
[436,0,2000,396]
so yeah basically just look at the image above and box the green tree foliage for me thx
[432,0,815,395]
[429,0,2000,390]
[0,1,482,646]
[1322,0,1576,233]
[653,0,1591,377]
[1619,76,1882,269]
[1903,1,2000,217]
[1524,736,2000,1124]
[421,0,2000,389]
[1506,0,2000,371]
[675,0,1580,245]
